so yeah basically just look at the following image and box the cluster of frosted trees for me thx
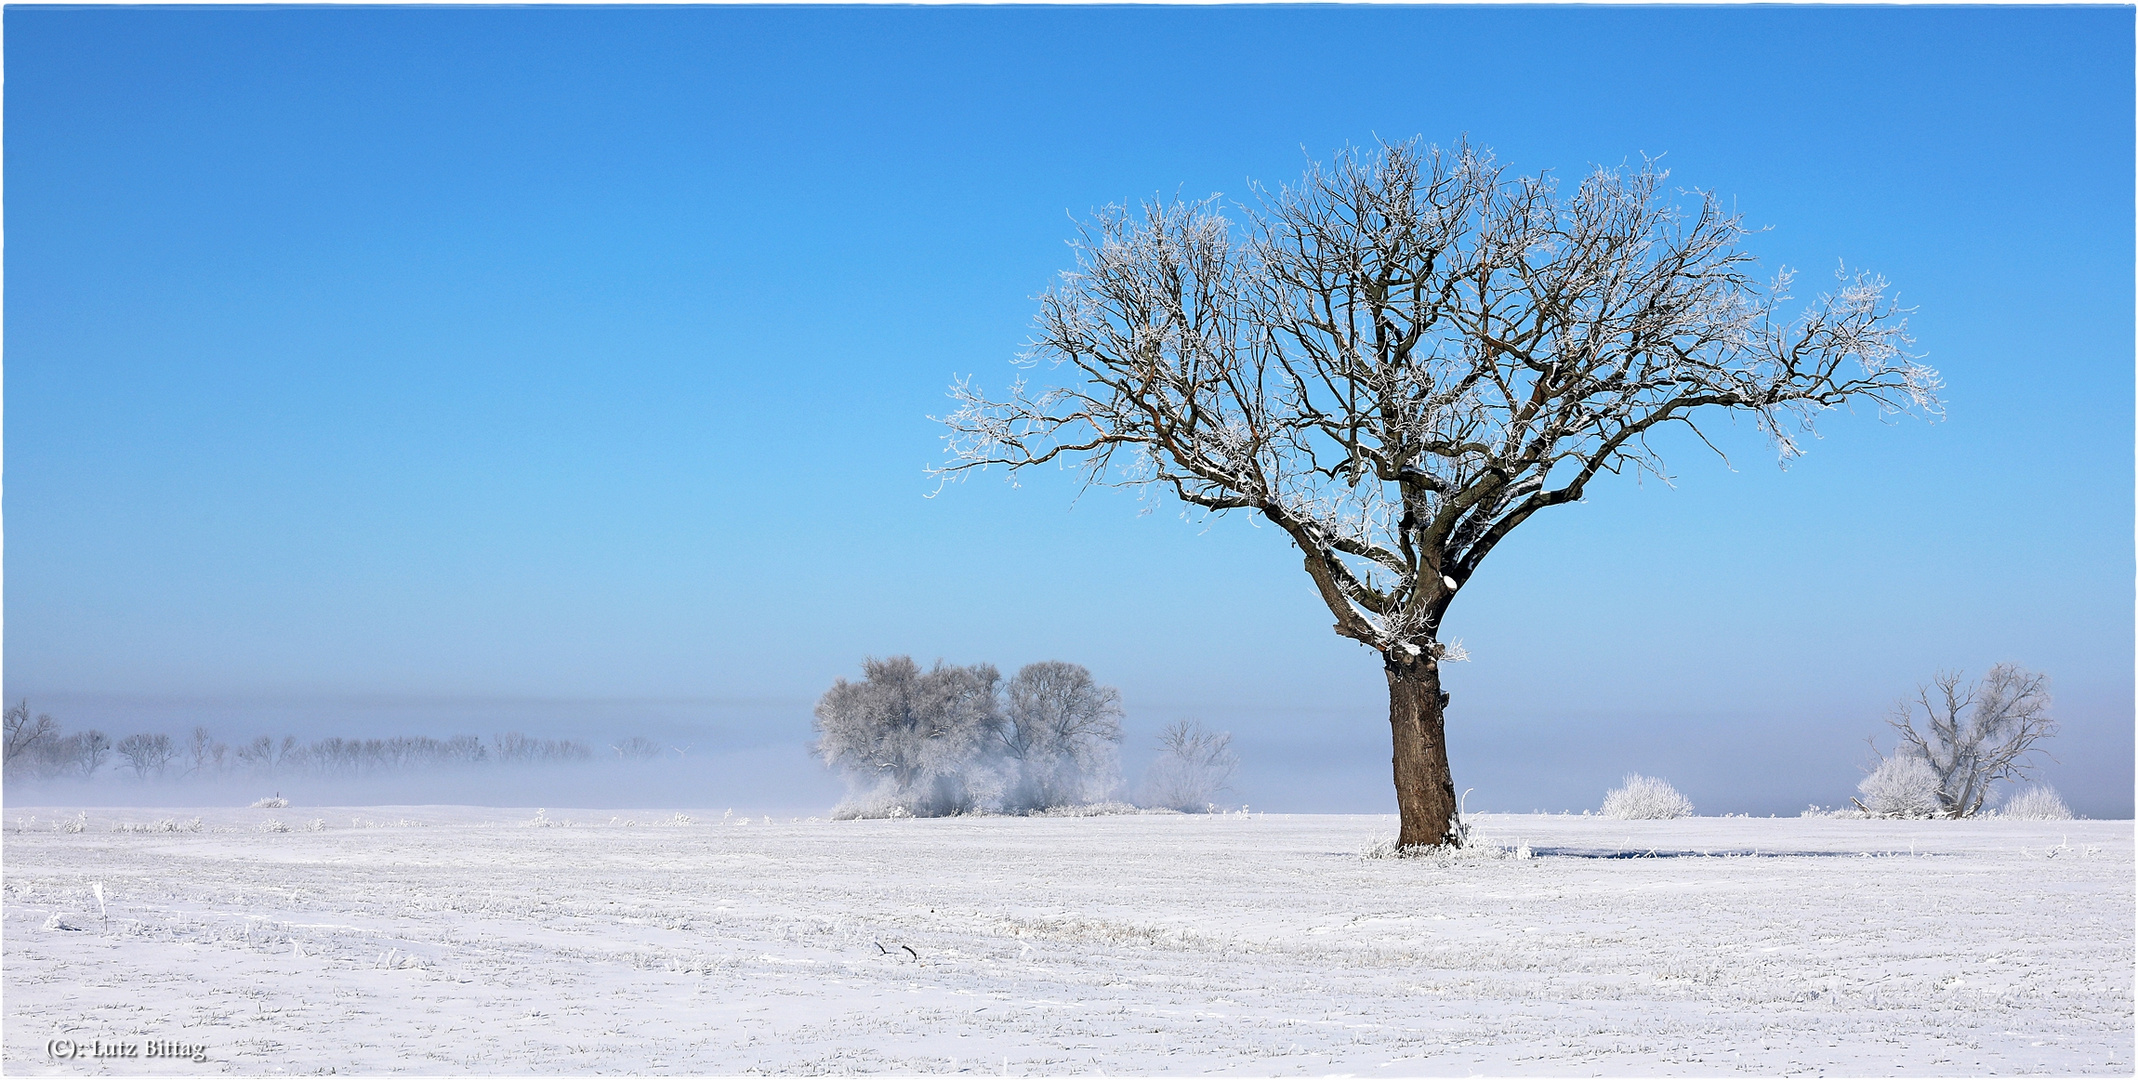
[1853,664,2068,820]
[811,658,1236,818]
[1,701,641,783]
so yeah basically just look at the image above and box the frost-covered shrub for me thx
[1600,774,1693,819]
[1855,754,1942,818]
[1000,662,1124,811]
[250,795,290,809]
[1999,785,2073,820]
[1139,721,1239,812]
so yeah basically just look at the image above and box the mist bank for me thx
[2,750,845,814]
[6,693,2125,819]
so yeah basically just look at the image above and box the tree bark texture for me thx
[1387,655,1461,848]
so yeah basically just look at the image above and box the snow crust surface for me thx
[4,808,2130,1075]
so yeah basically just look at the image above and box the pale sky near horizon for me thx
[6,6,2132,816]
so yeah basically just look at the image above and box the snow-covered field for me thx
[3,807,2129,1075]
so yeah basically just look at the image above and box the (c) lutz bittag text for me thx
[48,1039,209,1063]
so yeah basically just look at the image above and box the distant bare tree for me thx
[235,735,272,773]
[612,736,665,761]
[1140,720,1239,812]
[1000,661,1125,810]
[235,735,302,776]
[3,700,60,776]
[940,138,1939,846]
[116,733,177,780]
[58,729,113,779]
[185,726,219,777]
[1871,664,2056,818]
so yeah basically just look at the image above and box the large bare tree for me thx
[938,140,1940,847]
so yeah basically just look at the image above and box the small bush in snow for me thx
[1999,785,2073,820]
[251,795,289,809]
[1600,774,1693,819]
[1855,755,1943,818]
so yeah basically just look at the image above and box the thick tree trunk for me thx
[1387,653,1462,848]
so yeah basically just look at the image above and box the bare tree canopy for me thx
[3,700,60,775]
[1878,664,2057,818]
[940,138,1940,847]
[1001,660,1125,810]
[1140,720,1239,812]
[116,732,177,780]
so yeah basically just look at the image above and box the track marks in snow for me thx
[2,809,2130,1074]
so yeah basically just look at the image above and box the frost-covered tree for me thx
[1001,661,1124,810]
[813,657,1007,817]
[940,138,1938,847]
[1874,664,2056,819]
[1140,720,1239,812]
[116,733,176,780]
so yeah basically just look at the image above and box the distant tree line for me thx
[1,700,673,782]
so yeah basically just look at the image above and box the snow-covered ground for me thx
[3,807,2129,1075]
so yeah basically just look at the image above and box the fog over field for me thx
[8,687,2125,821]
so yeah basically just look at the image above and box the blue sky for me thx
[6,6,2132,815]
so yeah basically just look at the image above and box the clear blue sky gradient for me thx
[7,7,2132,815]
